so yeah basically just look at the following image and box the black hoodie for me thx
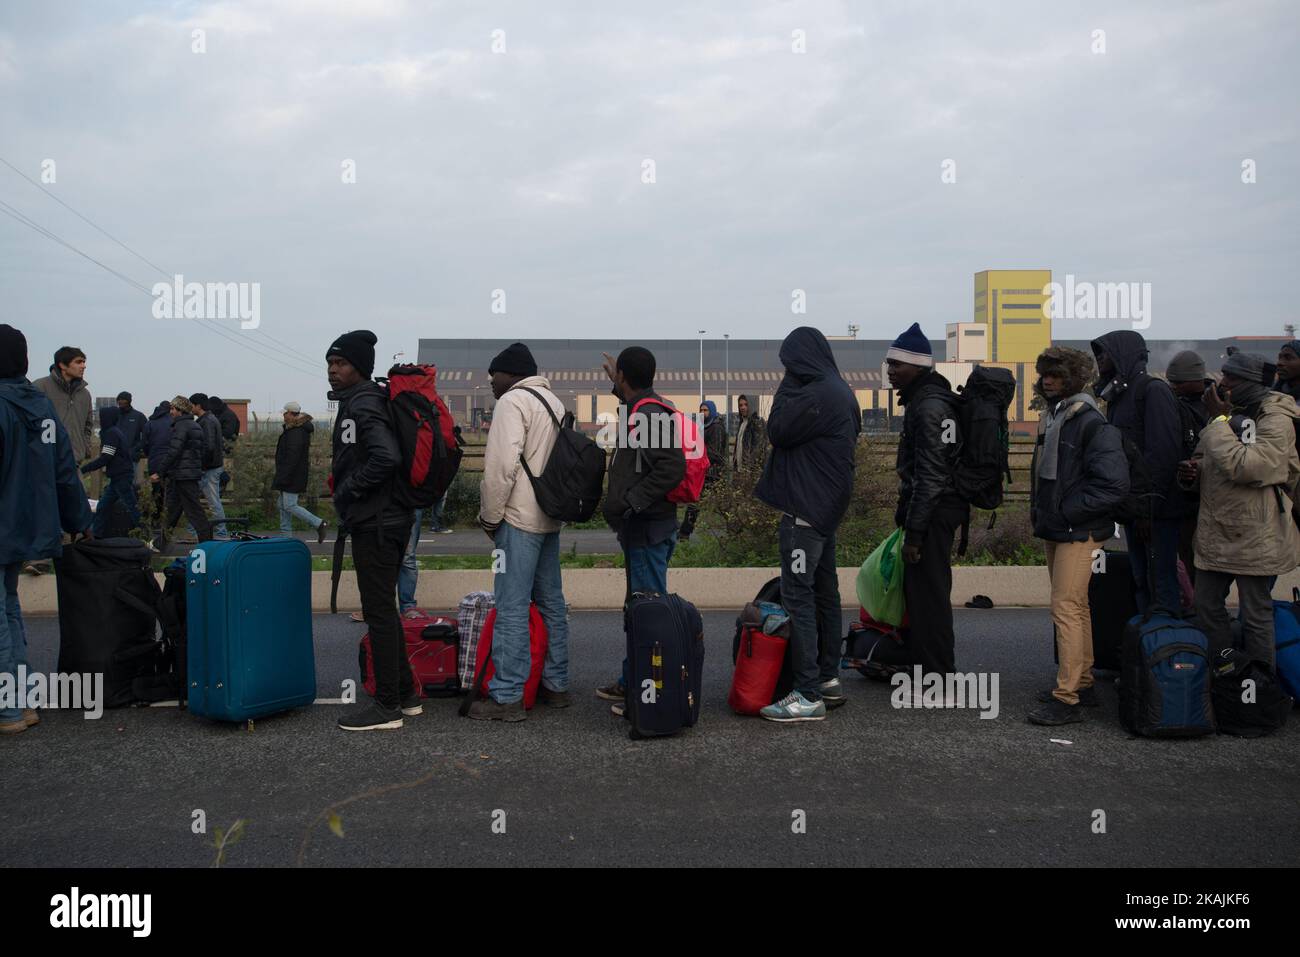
[1090,330,1186,521]
[143,401,174,474]
[754,327,862,535]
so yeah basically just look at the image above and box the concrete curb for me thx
[18,566,1300,614]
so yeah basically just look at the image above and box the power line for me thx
[0,152,323,367]
[0,198,324,379]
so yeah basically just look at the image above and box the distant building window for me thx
[1001,303,1044,309]
[1000,288,1046,294]
[964,328,986,336]
[1001,317,1042,325]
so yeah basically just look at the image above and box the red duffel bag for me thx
[458,603,549,713]
[728,601,792,715]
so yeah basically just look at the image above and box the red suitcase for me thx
[459,604,549,711]
[359,614,460,698]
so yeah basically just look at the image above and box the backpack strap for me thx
[515,386,563,482]
[457,628,495,717]
[329,527,349,614]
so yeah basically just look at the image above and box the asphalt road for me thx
[3,608,1297,868]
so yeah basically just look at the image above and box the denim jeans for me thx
[0,563,28,723]
[488,522,570,703]
[398,509,423,612]
[196,467,227,538]
[429,491,448,531]
[92,476,140,537]
[620,532,677,687]
[278,491,323,533]
[778,515,841,701]
[1125,519,1182,614]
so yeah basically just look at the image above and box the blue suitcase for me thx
[624,592,704,740]
[186,537,316,722]
[1271,590,1300,701]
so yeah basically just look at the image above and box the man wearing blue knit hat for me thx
[885,323,967,682]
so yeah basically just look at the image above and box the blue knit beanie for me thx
[885,322,933,368]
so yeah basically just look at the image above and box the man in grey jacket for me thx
[34,346,93,463]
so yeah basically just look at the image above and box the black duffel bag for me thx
[54,538,165,709]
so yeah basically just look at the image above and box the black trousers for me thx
[352,523,415,711]
[778,515,842,700]
[900,504,967,676]
[162,480,213,543]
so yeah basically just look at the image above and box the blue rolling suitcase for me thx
[186,537,316,722]
[624,592,705,740]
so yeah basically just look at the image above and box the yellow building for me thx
[974,269,1052,363]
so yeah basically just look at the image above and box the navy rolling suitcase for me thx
[186,537,316,722]
[624,592,704,740]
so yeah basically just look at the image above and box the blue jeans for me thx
[779,515,841,701]
[196,467,227,538]
[1125,518,1182,614]
[398,509,423,612]
[0,563,28,722]
[488,522,570,703]
[278,491,322,533]
[620,532,677,687]
[92,476,140,537]
[429,491,448,531]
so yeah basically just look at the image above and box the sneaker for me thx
[349,611,365,623]
[435,526,454,535]
[337,704,403,731]
[401,608,427,620]
[0,717,28,735]
[22,562,43,576]
[145,541,160,554]
[466,698,526,722]
[819,678,847,709]
[760,691,827,723]
[595,680,625,701]
[400,693,423,716]
[1026,698,1086,727]
[539,687,572,708]
[22,709,39,728]
[1037,686,1099,707]
[317,521,329,545]
[610,702,627,719]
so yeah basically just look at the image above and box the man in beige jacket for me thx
[471,342,572,722]
[1179,351,1300,669]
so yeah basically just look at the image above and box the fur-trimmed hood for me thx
[1034,346,1096,403]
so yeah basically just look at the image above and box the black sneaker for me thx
[466,698,526,722]
[317,521,329,545]
[819,678,848,710]
[539,687,572,708]
[1037,686,1099,707]
[400,693,423,716]
[1026,698,1086,726]
[595,681,625,701]
[338,703,403,731]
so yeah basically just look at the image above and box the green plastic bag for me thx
[856,528,906,627]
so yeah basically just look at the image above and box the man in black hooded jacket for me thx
[887,322,967,679]
[327,330,419,732]
[753,327,861,722]
[1091,331,1184,613]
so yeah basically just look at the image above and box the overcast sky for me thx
[2,0,1296,412]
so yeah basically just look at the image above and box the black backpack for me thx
[1212,648,1292,738]
[516,386,607,523]
[952,366,1016,510]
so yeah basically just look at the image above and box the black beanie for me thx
[0,324,28,378]
[488,342,538,378]
[326,330,378,378]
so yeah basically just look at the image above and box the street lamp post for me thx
[724,334,731,435]
[698,330,706,407]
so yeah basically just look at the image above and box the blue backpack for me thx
[1271,590,1300,700]
[1119,612,1215,738]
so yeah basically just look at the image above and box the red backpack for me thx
[381,363,462,509]
[630,397,709,504]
